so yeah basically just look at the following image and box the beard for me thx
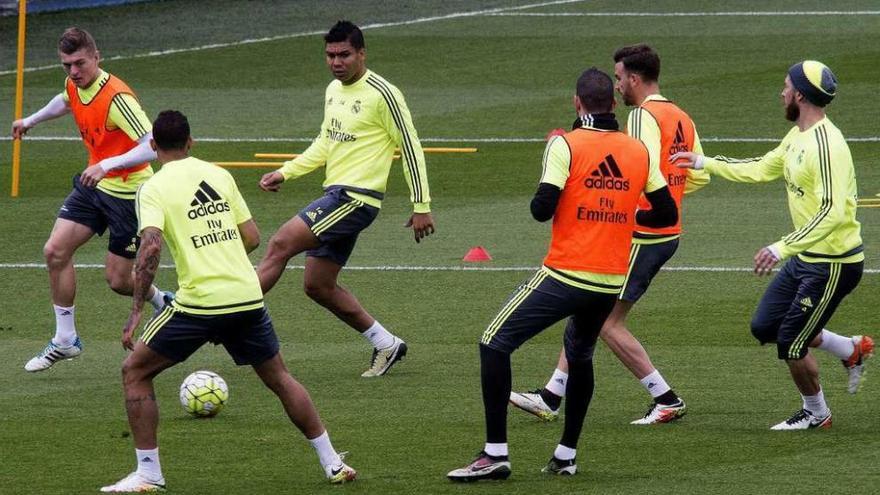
[785,100,800,122]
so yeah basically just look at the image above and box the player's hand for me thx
[80,165,107,188]
[121,310,143,351]
[259,171,285,192]
[405,212,435,243]
[546,128,566,141]
[670,151,702,169]
[753,247,780,276]
[11,119,31,139]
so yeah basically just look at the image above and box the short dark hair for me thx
[58,27,97,55]
[576,67,615,113]
[152,110,191,151]
[324,20,365,49]
[613,44,660,82]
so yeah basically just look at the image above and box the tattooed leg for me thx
[121,342,175,449]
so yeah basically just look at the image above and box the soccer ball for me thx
[179,370,228,417]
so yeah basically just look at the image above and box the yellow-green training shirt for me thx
[703,117,863,263]
[278,69,431,212]
[136,157,264,315]
[62,70,154,198]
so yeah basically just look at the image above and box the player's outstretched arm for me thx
[122,227,163,350]
[405,213,435,243]
[11,93,71,139]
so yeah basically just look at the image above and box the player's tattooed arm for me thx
[121,227,163,350]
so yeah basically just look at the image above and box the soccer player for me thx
[510,44,709,424]
[100,111,356,492]
[11,28,167,372]
[257,21,434,377]
[673,61,873,429]
[447,68,677,481]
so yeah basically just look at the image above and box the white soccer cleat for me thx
[843,335,873,394]
[509,390,559,421]
[770,409,832,430]
[100,471,166,492]
[326,461,357,484]
[24,337,83,372]
[630,399,687,425]
[361,338,407,377]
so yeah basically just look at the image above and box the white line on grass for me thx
[1,263,877,274]
[487,11,880,17]
[0,0,585,76]
[3,136,879,144]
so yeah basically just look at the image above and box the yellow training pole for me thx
[11,0,27,197]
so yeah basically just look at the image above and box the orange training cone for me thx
[463,246,493,262]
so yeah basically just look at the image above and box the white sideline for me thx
[0,263,877,274]
[0,0,585,76]
[487,11,880,17]
[2,136,879,143]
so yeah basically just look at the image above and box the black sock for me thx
[560,358,595,449]
[655,390,680,406]
[480,344,511,445]
[540,388,562,411]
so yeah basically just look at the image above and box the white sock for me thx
[484,443,508,457]
[802,389,830,417]
[52,305,77,347]
[148,287,166,311]
[553,444,576,461]
[362,320,395,349]
[639,369,671,398]
[544,368,568,398]
[135,448,163,482]
[816,329,855,360]
[309,431,342,475]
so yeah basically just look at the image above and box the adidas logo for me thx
[187,181,230,220]
[555,378,564,385]
[306,210,318,222]
[799,297,813,308]
[142,457,153,463]
[125,243,137,253]
[647,382,656,389]
[669,121,690,154]
[584,154,630,191]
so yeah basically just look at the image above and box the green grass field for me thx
[1,1,879,493]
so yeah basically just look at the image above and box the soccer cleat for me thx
[100,471,166,492]
[326,462,357,484]
[630,399,687,425]
[509,390,559,421]
[770,409,832,430]
[24,337,83,372]
[842,335,874,394]
[361,338,407,377]
[447,451,511,482]
[542,456,577,475]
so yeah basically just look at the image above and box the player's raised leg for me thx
[25,219,93,372]
[253,353,356,483]
[256,215,320,294]
[303,256,407,377]
[810,329,874,394]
